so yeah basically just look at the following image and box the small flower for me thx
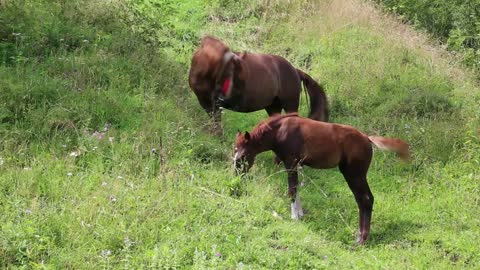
[151,148,157,154]
[69,150,81,157]
[91,131,105,140]
[215,252,221,257]
[108,195,117,202]
[23,167,32,171]
[100,249,112,257]
[117,176,123,179]
[108,137,114,143]
[0,157,4,166]
[62,144,67,148]
[102,181,108,186]
[67,172,73,177]
[272,211,282,219]
[25,209,32,214]
[81,220,92,228]
[103,123,111,132]
[124,236,134,247]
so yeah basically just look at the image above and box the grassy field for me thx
[1,0,480,268]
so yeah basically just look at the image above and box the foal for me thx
[233,113,410,244]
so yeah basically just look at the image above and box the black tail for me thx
[296,69,329,122]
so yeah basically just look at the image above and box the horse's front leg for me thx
[287,168,304,220]
[210,106,222,136]
[210,93,226,136]
[197,93,223,136]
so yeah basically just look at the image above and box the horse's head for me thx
[189,36,229,94]
[189,36,244,99]
[233,131,255,175]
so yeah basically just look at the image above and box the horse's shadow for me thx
[304,212,423,247]
[366,219,424,247]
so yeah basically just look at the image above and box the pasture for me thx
[1,0,479,268]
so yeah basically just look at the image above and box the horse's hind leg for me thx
[265,98,283,116]
[351,177,373,244]
[340,168,374,244]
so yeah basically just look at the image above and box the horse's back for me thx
[279,117,340,168]
[281,117,372,169]
[244,53,301,92]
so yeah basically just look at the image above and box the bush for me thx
[375,0,480,76]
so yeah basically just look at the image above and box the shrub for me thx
[375,0,480,76]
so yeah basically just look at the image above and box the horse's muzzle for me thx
[233,155,249,175]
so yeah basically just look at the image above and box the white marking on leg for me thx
[291,201,299,220]
[295,193,304,218]
[233,152,239,169]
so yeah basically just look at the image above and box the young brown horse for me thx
[233,113,410,244]
[189,36,328,132]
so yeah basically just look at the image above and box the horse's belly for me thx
[304,159,339,169]
[220,98,266,112]
[222,88,277,112]
[303,150,341,169]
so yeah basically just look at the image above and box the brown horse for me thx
[188,36,328,132]
[233,113,410,244]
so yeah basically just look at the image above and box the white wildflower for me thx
[69,150,81,157]
[100,250,111,257]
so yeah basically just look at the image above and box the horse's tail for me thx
[368,136,411,161]
[296,69,329,122]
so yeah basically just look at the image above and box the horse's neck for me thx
[251,125,276,154]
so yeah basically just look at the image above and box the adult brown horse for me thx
[233,113,410,244]
[188,36,328,132]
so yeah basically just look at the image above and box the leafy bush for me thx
[375,0,480,76]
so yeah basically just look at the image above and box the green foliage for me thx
[375,0,480,75]
[122,0,208,63]
[1,0,480,268]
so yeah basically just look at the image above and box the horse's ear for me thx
[244,131,250,141]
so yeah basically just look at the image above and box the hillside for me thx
[1,0,479,268]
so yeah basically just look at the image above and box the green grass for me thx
[1,0,480,268]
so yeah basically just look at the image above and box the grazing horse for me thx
[188,36,328,132]
[233,113,410,244]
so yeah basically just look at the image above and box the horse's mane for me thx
[251,113,299,140]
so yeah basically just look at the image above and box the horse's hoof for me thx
[356,235,367,245]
